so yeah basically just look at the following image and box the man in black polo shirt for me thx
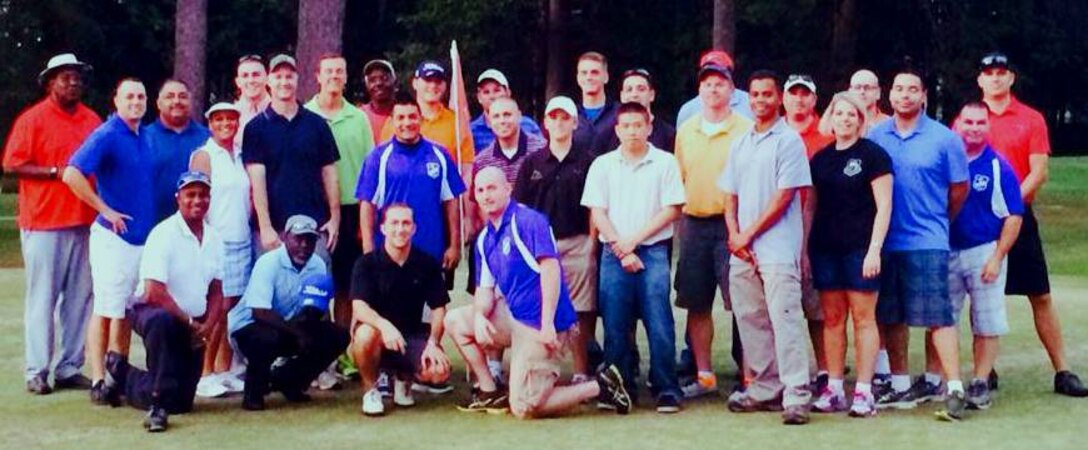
[243,53,340,261]
[349,204,452,416]
[590,68,676,155]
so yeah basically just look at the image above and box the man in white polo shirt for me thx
[101,171,226,432]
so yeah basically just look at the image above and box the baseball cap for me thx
[284,215,319,236]
[204,102,241,120]
[38,53,92,86]
[544,96,578,118]
[269,54,297,72]
[698,64,733,82]
[784,74,817,94]
[414,60,447,80]
[176,171,211,191]
[363,59,396,79]
[979,52,1011,71]
[699,50,734,70]
[298,274,334,314]
[477,69,509,88]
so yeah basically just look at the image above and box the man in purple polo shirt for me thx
[445,167,631,418]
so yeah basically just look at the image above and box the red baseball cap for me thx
[699,50,734,70]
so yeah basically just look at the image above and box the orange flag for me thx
[449,40,473,168]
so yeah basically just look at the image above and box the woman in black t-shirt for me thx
[808,92,893,417]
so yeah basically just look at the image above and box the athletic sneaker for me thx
[596,364,632,415]
[457,389,509,414]
[811,389,848,413]
[361,388,384,416]
[196,374,229,398]
[681,373,718,398]
[878,377,941,409]
[966,379,992,410]
[935,389,966,422]
[872,374,892,399]
[411,380,455,395]
[848,391,877,418]
[313,366,342,391]
[782,404,810,425]
[144,405,168,432]
[26,375,51,395]
[221,374,245,394]
[377,371,392,398]
[394,379,415,407]
[655,395,681,414]
[904,377,945,404]
[809,373,829,395]
[875,388,915,410]
[1054,370,1088,397]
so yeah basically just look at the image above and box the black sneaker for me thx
[965,379,992,410]
[90,379,121,407]
[988,369,999,391]
[144,405,169,432]
[104,351,129,402]
[1055,371,1088,397]
[242,394,266,411]
[809,373,829,395]
[782,404,810,425]
[655,394,681,414]
[901,377,943,405]
[54,373,93,390]
[456,389,509,414]
[935,389,966,422]
[596,364,632,415]
[26,375,52,395]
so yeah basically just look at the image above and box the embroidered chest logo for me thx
[843,158,863,177]
[530,170,544,181]
[501,237,512,255]
[973,174,990,192]
[426,162,441,179]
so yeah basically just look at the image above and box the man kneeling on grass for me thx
[350,204,452,416]
[445,167,631,418]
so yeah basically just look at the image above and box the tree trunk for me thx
[174,0,207,120]
[545,0,569,101]
[712,0,735,53]
[830,0,858,83]
[297,0,345,100]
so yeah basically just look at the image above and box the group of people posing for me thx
[6,46,1085,432]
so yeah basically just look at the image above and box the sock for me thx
[946,379,964,394]
[924,372,942,385]
[697,371,716,387]
[828,378,845,394]
[855,382,872,395]
[875,350,891,375]
[817,370,829,378]
[487,359,503,376]
[891,375,911,392]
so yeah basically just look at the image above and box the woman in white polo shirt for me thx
[190,102,252,397]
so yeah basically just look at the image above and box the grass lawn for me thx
[0,158,1086,448]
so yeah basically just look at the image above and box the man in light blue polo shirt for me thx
[445,167,631,418]
[470,69,542,154]
[143,79,210,224]
[868,67,970,422]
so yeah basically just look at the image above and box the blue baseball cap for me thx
[298,274,334,313]
[176,171,211,191]
[414,60,447,80]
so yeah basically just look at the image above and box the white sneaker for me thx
[394,379,415,407]
[220,373,245,394]
[315,368,341,391]
[196,375,229,398]
[362,388,384,416]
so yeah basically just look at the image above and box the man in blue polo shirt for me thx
[244,54,341,260]
[470,69,542,154]
[445,167,631,418]
[64,77,156,405]
[143,79,210,224]
[868,67,970,422]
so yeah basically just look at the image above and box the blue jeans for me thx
[599,243,680,400]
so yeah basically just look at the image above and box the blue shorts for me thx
[876,250,954,328]
[810,250,880,292]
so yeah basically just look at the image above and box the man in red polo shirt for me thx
[3,53,101,395]
[978,51,1087,397]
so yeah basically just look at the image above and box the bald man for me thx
[849,70,890,131]
[445,167,631,418]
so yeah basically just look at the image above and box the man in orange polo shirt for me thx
[977,52,1087,397]
[3,54,101,395]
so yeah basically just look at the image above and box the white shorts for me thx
[949,241,1008,337]
[89,222,143,319]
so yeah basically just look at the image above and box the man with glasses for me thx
[848,69,890,130]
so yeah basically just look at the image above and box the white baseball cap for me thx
[477,69,509,88]
[544,96,578,118]
[204,102,242,119]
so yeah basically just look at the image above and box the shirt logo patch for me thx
[843,158,863,177]
[501,237,511,255]
[426,162,441,179]
[530,170,543,181]
[973,174,991,192]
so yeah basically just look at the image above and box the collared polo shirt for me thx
[194,138,251,242]
[590,116,678,156]
[475,202,576,331]
[581,145,686,246]
[350,246,449,336]
[355,138,466,261]
[68,114,157,245]
[228,246,327,334]
[717,118,812,264]
[305,97,375,205]
[675,112,752,217]
[360,102,390,142]
[242,105,340,231]
[513,144,594,240]
[134,213,224,317]
[379,105,475,165]
[676,90,754,126]
[797,116,834,158]
[143,119,211,223]
[470,114,543,154]
[235,95,271,149]
[987,96,1050,183]
[869,115,969,251]
[472,132,547,183]
[951,146,1024,250]
[573,100,618,156]
[3,98,101,230]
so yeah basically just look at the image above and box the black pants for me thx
[126,304,204,414]
[232,318,349,401]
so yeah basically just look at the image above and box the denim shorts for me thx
[810,250,881,292]
[876,250,954,328]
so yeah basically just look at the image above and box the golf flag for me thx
[449,40,472,252]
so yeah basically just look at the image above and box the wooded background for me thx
[2,0,1086,152]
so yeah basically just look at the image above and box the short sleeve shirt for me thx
[676,90,754,126]
[581,146,686,245]
[475,203,576,331]
[950,146,1024,250]
[68,114,157,245]
[809,138,893,254]
[380,106,474,165]
[133,213,224,317]
[355,138,466,261]
[798,118,835,158]
[242,105,340,231]
[350,247,449,336]
[674,113,753,217]
[868,115,969,251]
[142,120,211,223]
[470,114,543,154]
[987,97,1050,183]
[513,145,594,240]
[228,246,327,335]
[359,103,390,144]
[472,132,546,184]
[2,98,101,230]
[590,116,678,156]
[717,118,812,264]
[304,97,375,205]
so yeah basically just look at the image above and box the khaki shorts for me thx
[557,235,597,313]
[480,299,570,417]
